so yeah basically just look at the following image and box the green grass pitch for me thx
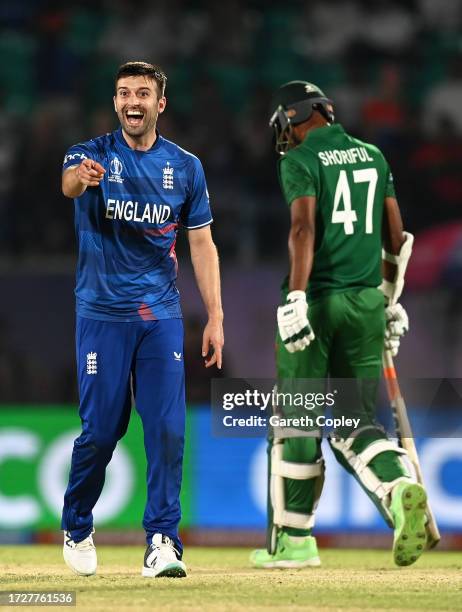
[1,546,461,611]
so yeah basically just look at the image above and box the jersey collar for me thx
[304,123,344,142]
[115,127,164,152]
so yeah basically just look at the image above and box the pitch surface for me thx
[1,546,460,611]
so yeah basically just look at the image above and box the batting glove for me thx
[384,303,409,357]
[277,290,315,353]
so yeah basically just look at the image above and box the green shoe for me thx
[391,482,428,567]
[250,532,321,569]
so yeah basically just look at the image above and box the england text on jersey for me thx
[105,199,171,224]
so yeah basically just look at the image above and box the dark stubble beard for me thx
[121,107,159,139]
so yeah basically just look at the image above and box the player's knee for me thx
[164,422,184,444]
[76,430,118,454]
[283,436,322,464]
[93,434,118,453]
[155,420,184,459]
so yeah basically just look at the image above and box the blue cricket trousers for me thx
[61,316,185,554]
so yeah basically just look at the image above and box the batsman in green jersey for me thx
[250,81,428,569]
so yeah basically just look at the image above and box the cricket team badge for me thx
[86,352,98,375]
[163,162,174,190]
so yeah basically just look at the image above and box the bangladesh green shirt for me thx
[278,123,395,301]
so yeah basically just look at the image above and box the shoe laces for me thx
[75,534,95,551]
[65,530,95,550]
[148,534,178,564]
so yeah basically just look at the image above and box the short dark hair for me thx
[115,61,167,97]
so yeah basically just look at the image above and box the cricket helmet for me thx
[269,81,334,154]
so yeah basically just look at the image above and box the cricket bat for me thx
[383,349,441,548]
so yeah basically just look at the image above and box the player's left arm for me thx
[187,225,224,369]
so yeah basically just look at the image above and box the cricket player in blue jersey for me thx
[60,62,224,578]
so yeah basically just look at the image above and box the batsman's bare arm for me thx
[288,195,317,291]
[62,159,106,198]
[188,226,224,369]
[382,196,405,282]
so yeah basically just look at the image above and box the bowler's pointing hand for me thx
[76,159,106,187]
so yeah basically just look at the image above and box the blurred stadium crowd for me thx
[1,0,462,402]
[1,0,462,258]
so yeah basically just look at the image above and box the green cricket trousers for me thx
[273,288,407,535]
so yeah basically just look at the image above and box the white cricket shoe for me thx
[63,530,97,576]
[142,534,187,578]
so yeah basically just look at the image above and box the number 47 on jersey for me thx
[332,168,378,235]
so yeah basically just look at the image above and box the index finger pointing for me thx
[92,162,106,174]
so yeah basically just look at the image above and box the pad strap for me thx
[272,459,323,480]
[270,442,324,531]
[329,434,414,524]
[342,425,384,451]
[372,476,412,500]
[275,510,315,530]
[352,439,407,473]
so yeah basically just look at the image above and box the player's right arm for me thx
[62,159,106,198]
[382,196,405,278]
[276,156,318,353]
[288,195,317,292]
[381,195,413,356]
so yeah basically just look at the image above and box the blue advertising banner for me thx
[189,408,462,532]
[0,406,460,533]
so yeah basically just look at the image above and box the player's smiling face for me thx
[114,76,166,138]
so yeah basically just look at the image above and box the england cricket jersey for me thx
[62,128,212,321]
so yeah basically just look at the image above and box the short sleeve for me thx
[180,157,213,229]
[385,165,396,198]
[62,141,100,171]
[278,156,316,206]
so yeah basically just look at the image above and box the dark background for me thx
[1,0,462,403]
